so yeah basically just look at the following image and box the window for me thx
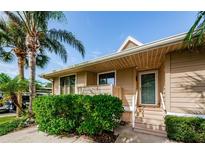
[98,72,115,85]
[139,71,158,105]
[60,75,76,94]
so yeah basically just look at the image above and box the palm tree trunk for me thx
[17,56,25,117]
[11,93,24,113]
[28,50,36,116]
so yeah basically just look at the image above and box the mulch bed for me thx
[92,131,118,143]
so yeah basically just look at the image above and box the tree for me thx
[5,11,85,116]
[0,18,50,116]
[185,11,205,49]
[0,73,28,113]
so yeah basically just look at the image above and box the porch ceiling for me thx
[42,41,182,79]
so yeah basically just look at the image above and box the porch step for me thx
[134,121,167,137]
[135,117,165,126]
[134,126,167,137]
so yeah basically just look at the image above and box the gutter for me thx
[41,32,187,78]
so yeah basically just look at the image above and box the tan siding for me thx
[53,77,60,95]
[116,67,136,106]
[165,53,171,112]
[122,41,137,51]
[76,72,86,88]
[86,72,97,85]
[170,51,205,114]
[159,62,165,103]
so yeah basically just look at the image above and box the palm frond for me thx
[185,11,205,48]
[36,52,50,69]
[4,11,22,26]
[48,29,85,57]
[0,47,14,63]
[42,36,68,63]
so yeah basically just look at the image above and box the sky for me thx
[0,11,197,82]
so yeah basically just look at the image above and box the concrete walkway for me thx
[115,125,173,143]
[0,113,16,117]
[0,126,93,143]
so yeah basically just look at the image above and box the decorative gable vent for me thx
[117,36,143,52]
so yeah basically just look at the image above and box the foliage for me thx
[3,11,85,64]
[185,11,205,49]
[33,94,124,135]
[0,73,28,112]
[0,17,50,68]
[165,115,205,143]
[0,117,27,136]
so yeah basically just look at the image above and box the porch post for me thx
[132,95,136,128]
[111,84,113,95]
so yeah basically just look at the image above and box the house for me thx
[41,33,205,137]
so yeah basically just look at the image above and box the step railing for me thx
[132,90,138,128]
[160,92,167,116]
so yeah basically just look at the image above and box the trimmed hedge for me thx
[165,115,205,143]
[33,94,124,135]
[0,118,27,136]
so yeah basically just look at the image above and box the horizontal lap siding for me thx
[116,68,136,122]
[170,51,205,114]
[53,77,60,95]
[116,67,136,106]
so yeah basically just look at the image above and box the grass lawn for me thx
[0,116,16,124]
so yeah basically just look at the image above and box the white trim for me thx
[167,112,205,119]
[97,70,116,85]
[138,70,158,105]
[41,32,187,79]
[59,73,77,94]
[117,36,143,52]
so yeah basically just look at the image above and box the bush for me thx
[33,94,124,136]
[0,118,27,136]
[165,115,205,142]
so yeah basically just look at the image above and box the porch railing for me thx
[77,85,122,98]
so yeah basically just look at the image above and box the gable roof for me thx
[117,36,143,52]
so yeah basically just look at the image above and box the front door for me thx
[139,71,158,105]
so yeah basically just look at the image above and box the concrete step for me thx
[137,113,164,120]
[134,126,167,137]
[134,122,166,131]
[135,117,165,126]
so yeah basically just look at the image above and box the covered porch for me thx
[42,35,184,136]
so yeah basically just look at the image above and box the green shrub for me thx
[0,118,27,136]
[165,115,205,143]
[33,94,124,136]
[77,95,124,135]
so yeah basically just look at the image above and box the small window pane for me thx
[99,72,115,85]
[60,75,76,94]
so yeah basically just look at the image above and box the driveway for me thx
[0,126,93,143]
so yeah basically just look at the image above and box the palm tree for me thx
[185,11,205,49]
[0,73,28,113]
[0,18,50,115]
[4,11,85,116]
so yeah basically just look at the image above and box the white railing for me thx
[78,84,113,95]
[132,90,138,128]
[160,92,167,115]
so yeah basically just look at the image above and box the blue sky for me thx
[0,11,197,82]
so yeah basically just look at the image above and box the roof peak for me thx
[117,36,143,52]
